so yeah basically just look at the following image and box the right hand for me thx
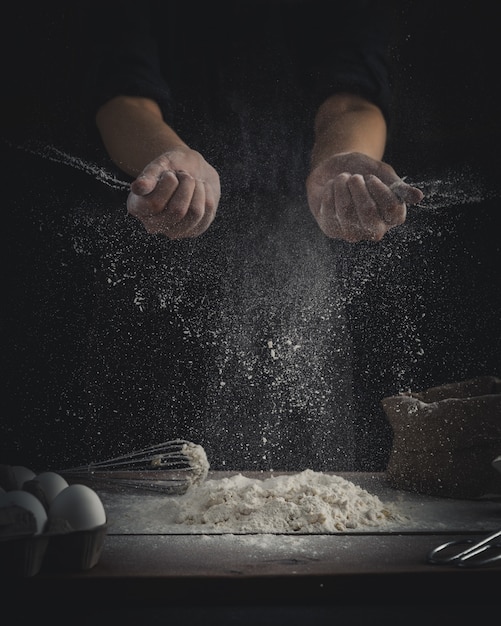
[306,152,424,242]
[127,148,221,239]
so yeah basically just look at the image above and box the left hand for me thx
[306,152,424,242]
[127,148,221,240]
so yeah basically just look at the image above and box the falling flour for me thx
[173,469,405,533]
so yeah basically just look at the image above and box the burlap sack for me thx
[382,376,501,498]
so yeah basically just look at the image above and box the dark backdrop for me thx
[1,1,500,473]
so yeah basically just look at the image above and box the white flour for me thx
[181,441,210,485]
[174,469,404,533]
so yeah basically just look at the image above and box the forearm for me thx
[306,92,423,242]
[310,93,387,168]
[95,95,187,177]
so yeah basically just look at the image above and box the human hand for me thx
[306,152,424,242]
[127,148,221,239]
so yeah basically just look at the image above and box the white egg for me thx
[49,484,106,531]
[0,489,48,534]
[34,471,69,504]
[11,465,36,489]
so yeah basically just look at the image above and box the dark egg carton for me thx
[0,464,107,578]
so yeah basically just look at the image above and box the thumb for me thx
[130,173,158,196]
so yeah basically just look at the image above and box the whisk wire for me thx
[58,439,209,494]
[64,439,192,473]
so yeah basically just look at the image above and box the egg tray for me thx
[0,519,108,578]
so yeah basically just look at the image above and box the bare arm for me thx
[96,96,187,176]
[310,93,387,166]
[96,95,221,239]
[306,93,423,242]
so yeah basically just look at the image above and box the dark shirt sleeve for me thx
[284,0,393,123]
[82,1,174,119]
[81,0,392,125]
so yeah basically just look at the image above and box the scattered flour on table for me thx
[173,469,405,533]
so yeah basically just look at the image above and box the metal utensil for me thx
[427,528,501,568]
[427,454,501,567]
[59,439,209,495]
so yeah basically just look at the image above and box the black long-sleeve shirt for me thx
[85,1,392,118]
[82,0,393,189]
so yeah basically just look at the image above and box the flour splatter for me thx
[9,141,498,472]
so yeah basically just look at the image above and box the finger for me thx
[183,179,219,238]
[130,173,157,196]
[317,180,343,238]
[142,180,209,239]
[365,175,406,225]
[203,179,219,216]
[332,173,366,241]
[346,174,386,241]
[127,169,178,217]
[176,179,207,237]
[162,170,196,224]
[130,160,171,196]
[389,180,424,205]
[185,180,219,238]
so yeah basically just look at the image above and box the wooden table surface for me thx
[5,472,501,623]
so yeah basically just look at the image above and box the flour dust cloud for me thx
[11,141,496,472]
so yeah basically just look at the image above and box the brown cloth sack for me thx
[381,376,501,499]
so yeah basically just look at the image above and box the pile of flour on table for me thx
[174,469,404,533]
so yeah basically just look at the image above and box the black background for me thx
[1,1,500,473]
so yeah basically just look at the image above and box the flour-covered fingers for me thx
[331,173,364,241]
[346,173,387,241]
[365,174,406,226]
[127,169,178,217]
[331,173,353,229]
[317,180,342,238]
[141,179,212,239]
[129,160,167,196]
[162,170,197,224]
[388,179,424,205]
